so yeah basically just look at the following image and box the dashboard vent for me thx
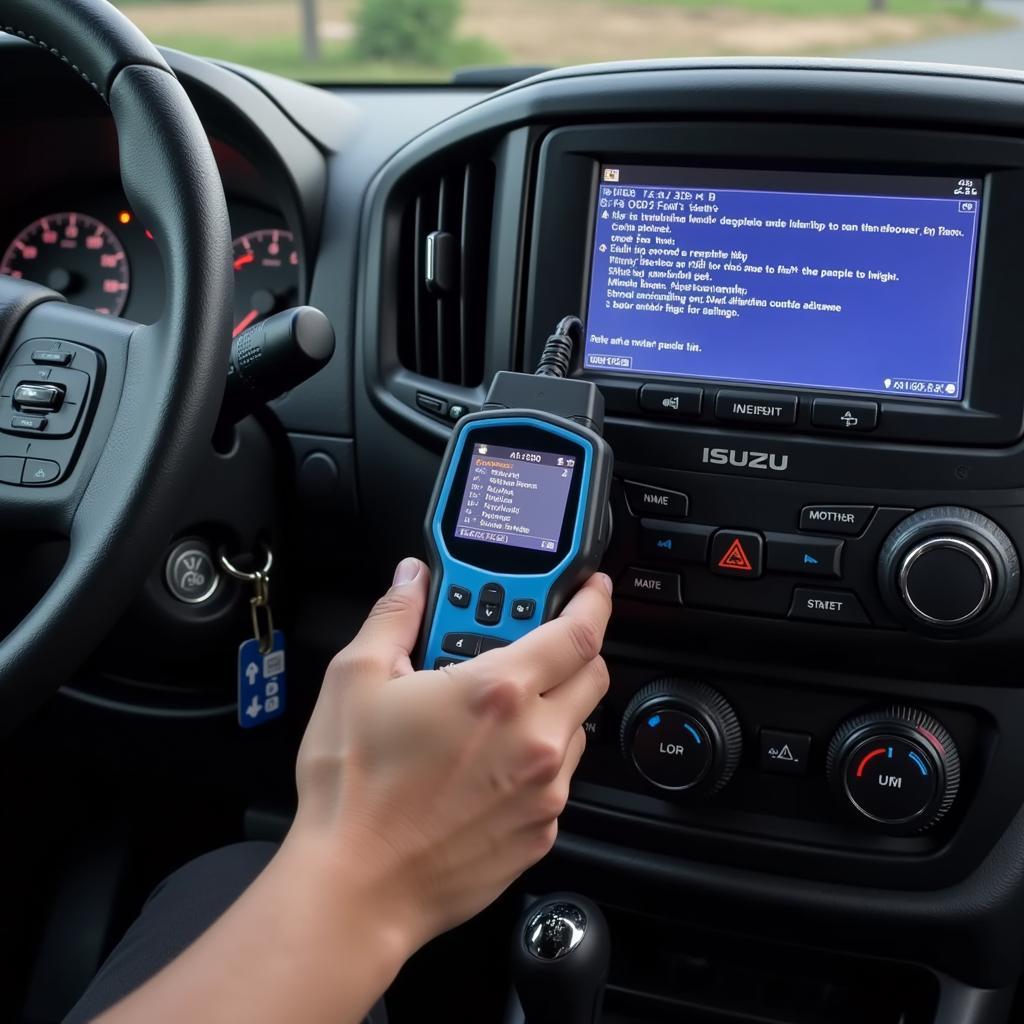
[396,159,496,387]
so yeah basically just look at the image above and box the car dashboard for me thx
[5,35,1024,1024]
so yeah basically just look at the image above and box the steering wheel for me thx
[0,1,232,728]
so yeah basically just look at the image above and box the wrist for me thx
[272,828,424,980]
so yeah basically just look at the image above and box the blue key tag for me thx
[219,547,286,730]
[238,629,286,728]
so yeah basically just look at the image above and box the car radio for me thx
[519,122,1024,637]
[510,120,1024,875]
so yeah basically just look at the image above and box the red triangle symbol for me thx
[718,538,753,572]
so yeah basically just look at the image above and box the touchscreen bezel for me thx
[440,423,587,575]
[523,123,1024,446]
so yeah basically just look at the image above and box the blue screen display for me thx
[584,166,983,400]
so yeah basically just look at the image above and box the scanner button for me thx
[448,584,472,608]
[477,603,501,625]
[476,582,505,626]
[442,633,481,657]
[511,599,536,620]
[434,657,461,669]
[479,636,510,653]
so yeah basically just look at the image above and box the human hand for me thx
[289,556,612,956]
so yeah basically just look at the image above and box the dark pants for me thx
[64,841,388,1023]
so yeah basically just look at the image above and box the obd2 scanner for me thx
[419,318,614,669]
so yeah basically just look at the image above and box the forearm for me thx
[96,836,412,1024]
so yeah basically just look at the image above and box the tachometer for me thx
[0,212,130,316]
[232,228,300,337]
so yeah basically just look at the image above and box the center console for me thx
[356,63,1024,1015]
[523,120,1024,892]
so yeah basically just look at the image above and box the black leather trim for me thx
[1,0,171,100]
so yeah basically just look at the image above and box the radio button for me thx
[799,504,874,535]
[617,567,682,605]
[715,390,797,427]
[788,588,869,626]
[639,383,702,417]
[639,520,712,564]
[766,533,843,579]
[710,530,763,578]
[624,480,688,520]
[812,398,879,432]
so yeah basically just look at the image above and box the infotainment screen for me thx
[584,165,983,400]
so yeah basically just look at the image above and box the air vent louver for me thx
[396,158,496,387]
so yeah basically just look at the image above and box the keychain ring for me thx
[219,545,274,581]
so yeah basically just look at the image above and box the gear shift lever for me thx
[511,893,610,1024]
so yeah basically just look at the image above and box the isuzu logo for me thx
[701,446,790,473]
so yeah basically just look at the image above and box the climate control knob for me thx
[826,707,960,833]
[878,507,1019,634]
[620,679,742,795]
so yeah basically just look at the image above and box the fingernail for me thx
[596,573,613,595]
[392,558,421,586]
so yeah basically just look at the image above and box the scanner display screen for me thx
[454,443,577,554]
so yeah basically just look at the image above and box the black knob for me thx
[878,507,1019,634]
[220,306,336,425]
[826,706,960,833]
[620,679,741,795]
[512,893,609,1024]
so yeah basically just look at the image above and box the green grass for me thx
[617,0,988,12]
[614,0,996,14]
[150,33,503,82]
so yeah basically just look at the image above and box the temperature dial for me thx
[826,706,960,833]
[620,679,742,795]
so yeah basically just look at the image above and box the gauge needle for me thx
[233,252,255,271]
[233,309,260,337]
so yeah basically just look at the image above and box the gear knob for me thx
[512,893,610,1024]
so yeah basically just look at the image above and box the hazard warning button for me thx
[710,530,763,578]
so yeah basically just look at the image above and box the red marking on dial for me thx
[855,747,888,778]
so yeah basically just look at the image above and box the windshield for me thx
[112,0,1023,82]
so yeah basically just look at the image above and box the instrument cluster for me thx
[0,193,300,329]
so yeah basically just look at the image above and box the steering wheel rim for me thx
[0,0,232,728]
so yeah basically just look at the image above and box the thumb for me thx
[352,557,430,677]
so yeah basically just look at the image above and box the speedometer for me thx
[0,212,130,316]
[232,228,300,337]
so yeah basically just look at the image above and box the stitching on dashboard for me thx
[2,25,104,99]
